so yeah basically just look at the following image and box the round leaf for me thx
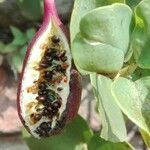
[72,33,124,74]
[72,4,133,74]
[80,4,132,54]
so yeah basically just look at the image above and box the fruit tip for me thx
[44,0,62,26]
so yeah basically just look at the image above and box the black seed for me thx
[38,90,49,96]
[43,101,51,106]
[38,82,47,90]
[51,35,60,43]
[40,61,50,68]
[40,122,48,129]
[44,56,53,64]
[33,114,42,122]
[52,101,61,109]
[45,48,57,56]
[51,53,59,60]
[36,126,41,132]
[40,122,51,132]
[46,106,52,112]
[61,56,67,62]
[42,109,49,115]
[44,71,53,80]
[59,51,66,58]
[54,64,66,73]
[52,108,58,115]
[57,87,63,91]
[46,49,51,55]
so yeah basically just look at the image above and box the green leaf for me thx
[72,33,124,74]
[111,77,150,135]
[0,41,5,53]
[131,24,146,62]
[107,0,125,4]
[0,55,3,66]
[2,44,18,54]
[23,115,93,150]
[90,74,127,142]
[80,4,132,54]
[140,129,150,148]
[26,28,36,41]
[70,0,95,43]
[10,26,27,46]
[70,0,125,42]
[70,0,96,75]
[72,4,132,74]
[132,68,150,81]
[138,39,150,69]
[17,0,42,21]
[7,49,24,73]
[70,0,124,75]
[20,45,27,57]
[126,0,142,8]
[136,0,150,34]
[88,134,133,150]
[133,0,150,69]
[11,52,24,72]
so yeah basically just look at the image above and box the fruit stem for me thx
[44,0,62,26]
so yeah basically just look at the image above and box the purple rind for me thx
[17,0,82,138]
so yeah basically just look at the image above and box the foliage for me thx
[70,0,150,149]
[16,0,43,21]
[0,0,149,149]
[0,26,36,74]
[90,74,127,142]
[23,115,132,150]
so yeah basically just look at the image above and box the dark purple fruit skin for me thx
[17,18,49,134]
[17,0,81,136]
[66,69,82,122]
[17,22,82,136]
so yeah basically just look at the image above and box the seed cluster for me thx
[35,122,52,137]
[27,35,69,137]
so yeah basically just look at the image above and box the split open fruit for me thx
[17,0,81,138]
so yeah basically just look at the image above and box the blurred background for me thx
[0,0,147,150]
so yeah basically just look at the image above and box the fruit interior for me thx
[20,18,71,138]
